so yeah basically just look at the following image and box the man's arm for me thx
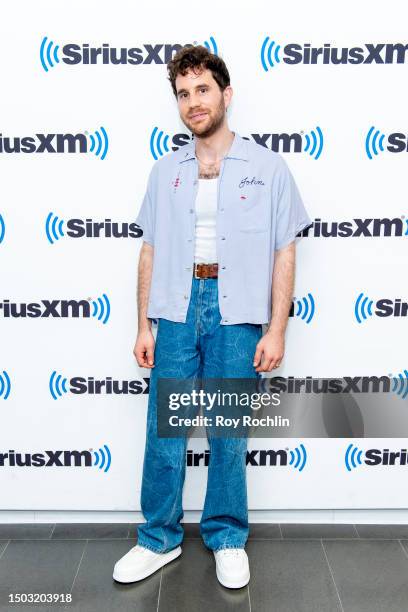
[253,241,295,372]
[267,241,295,336]
[133,241,156,368]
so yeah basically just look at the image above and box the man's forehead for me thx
[176,66,212,84]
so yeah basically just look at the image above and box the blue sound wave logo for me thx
[49,370,68,400]
[0,370,11,400]
[91,294,111,324]
[93,444,112,472]
[390,370,408,400]
[345,443,363,471]
[150,127,171,160]
[288,443,307,471]
[0,214,5,244]
[260,36,281,71]
[365,126,386,159]
[303,126,324,159]
[354,292,373,324]
[45,212,65,244]
[202,36,218,55]
[40,36,60,72]
[85,127,109,160]
[293,293,315,324]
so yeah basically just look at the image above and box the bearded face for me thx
[176,67,229,139]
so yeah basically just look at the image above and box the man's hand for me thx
[133,329,156,368]
[253,329,284,372]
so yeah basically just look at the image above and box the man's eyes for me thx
[179,88,208,98]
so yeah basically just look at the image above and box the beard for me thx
[182,95,226,139]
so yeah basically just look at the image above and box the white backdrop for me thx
[0,0,407,511]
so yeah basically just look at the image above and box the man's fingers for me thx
[134,344,155,368]
[253,346,263,366]
[146,345,155,366]
[267,359,279,371]
[255,354,280,372]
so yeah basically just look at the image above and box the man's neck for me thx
[194,126,235,163]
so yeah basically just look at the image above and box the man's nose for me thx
[189,92,201,108]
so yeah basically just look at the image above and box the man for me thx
[113,45,312,589]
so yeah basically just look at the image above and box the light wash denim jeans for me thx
[137,275,263,553]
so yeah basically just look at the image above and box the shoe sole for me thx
[215,570,250,589]
[113,546,182,583]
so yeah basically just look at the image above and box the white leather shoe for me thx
[213,548,250,588]
[113,544,181,583]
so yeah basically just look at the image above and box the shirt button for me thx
[223,295,227,298]
[188,238,192,242]
[221,236,225,240]
[184,295,189,299]
[222,266,226,269]
[186,267,191,271]
[189,209,194,213]
[220,208,225,211]
[194,180,198,185]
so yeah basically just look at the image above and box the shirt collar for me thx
[179,131,249,163]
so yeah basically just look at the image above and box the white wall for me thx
[0,0,407,512]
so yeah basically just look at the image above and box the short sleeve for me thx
[135,166,156,246]
[274,157,313,251]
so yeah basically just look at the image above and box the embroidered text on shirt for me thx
[239,176,265,188]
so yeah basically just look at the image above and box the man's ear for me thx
[224,85,233,108]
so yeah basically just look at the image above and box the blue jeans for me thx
[137,275,263,553]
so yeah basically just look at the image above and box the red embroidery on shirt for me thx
[172,174,181,193]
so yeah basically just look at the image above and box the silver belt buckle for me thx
[194,264,200,279]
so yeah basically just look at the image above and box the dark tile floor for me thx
[1,523,408,611]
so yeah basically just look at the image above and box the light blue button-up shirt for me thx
[135,131,312,325]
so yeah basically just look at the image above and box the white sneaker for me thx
[113,544,182,583]
[213,548,250,589]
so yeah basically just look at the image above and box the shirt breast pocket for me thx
[238,190,270,233]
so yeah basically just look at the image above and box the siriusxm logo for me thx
[187,444,307,470]
[0,446,111,472]
[150,128,324,160]
[0,370,11,400]
[40,36,218,71]
[0,295,110,324]
[365,126,408,159]
[260,38,408,70]
[258,374,408,397]
[0,128,108,159]
[345,444,408,470]
[354,294,408,323]
[8,214,405,246]
[299,217,408,238]
[45,213,142,243]
[290,293,315,324]
[389,370,408,399]
[49,371,149,400]
[0,213,5,244]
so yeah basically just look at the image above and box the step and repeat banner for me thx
[1,1,407,510]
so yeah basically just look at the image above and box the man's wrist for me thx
[138,317,152,333]
[266,321,286,336]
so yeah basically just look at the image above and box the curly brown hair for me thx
[167,45,230,98]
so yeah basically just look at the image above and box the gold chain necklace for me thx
[194,134,234,166]
[195,152,224,166]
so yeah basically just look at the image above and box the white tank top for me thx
[193,177,218,263]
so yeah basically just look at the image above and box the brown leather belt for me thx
[193,263,218,279]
